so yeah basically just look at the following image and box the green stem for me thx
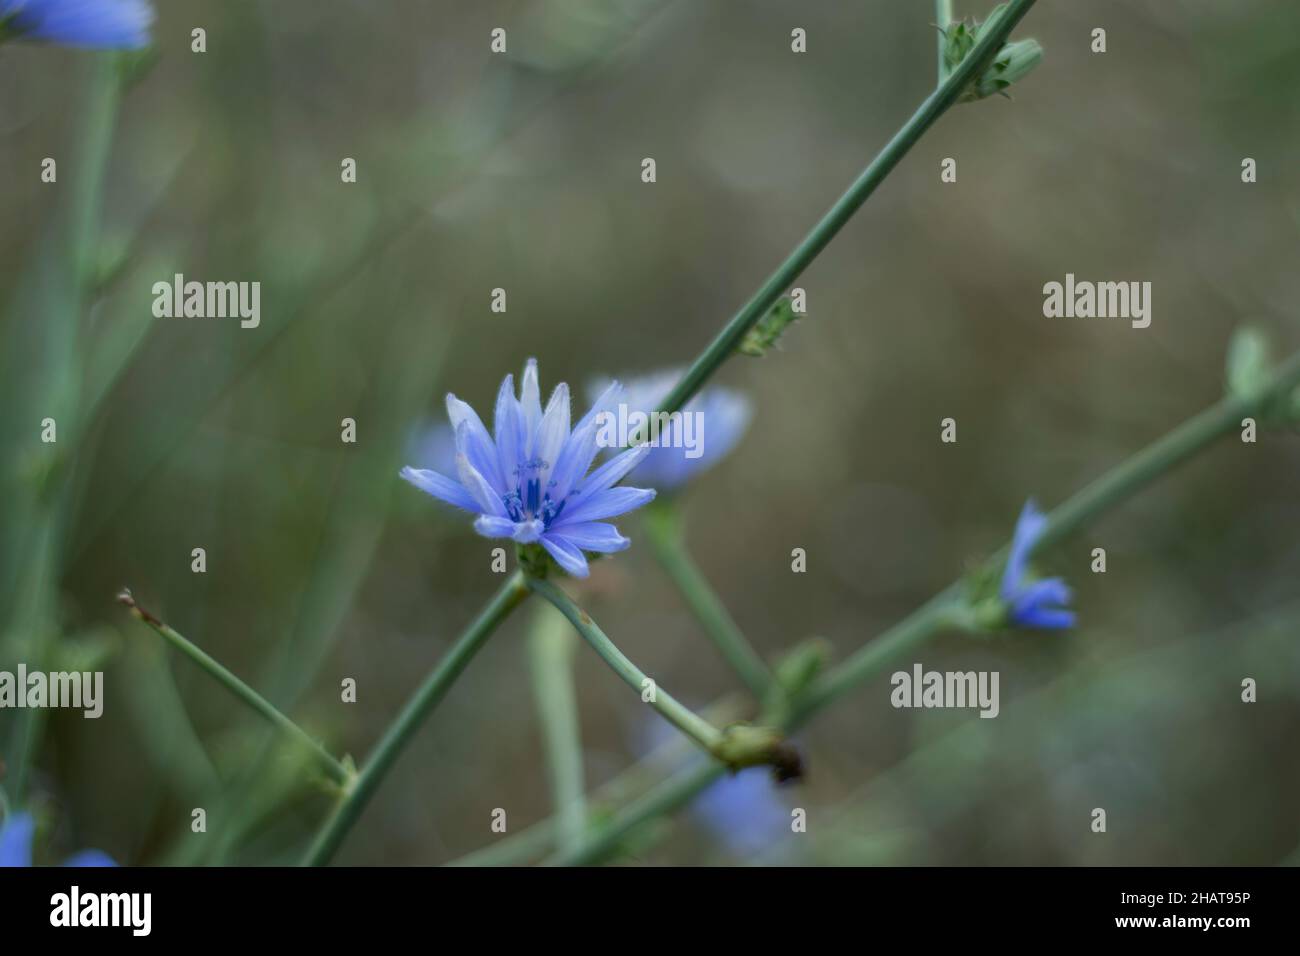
[527,578,725,756]
[526,602,588,855]
[642,502,772,700]
[301,571,530,866]
[936,0,954,84]
[117,590,350,787]
[654,0,1037,418]
[546,349,1300,865]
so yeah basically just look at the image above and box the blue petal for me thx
[493,374,524,493]
[1012,576,1071,612]
[63,849,117,868]
[548,414,602,504]
[559,485,656,524]
[473,515,517,539]
[447,394,504,491]
[541,535,590,577]
[520,358,543,447]
[455,452,508,518]
[534,382,571,491]
[1001,498,1047,600]
[579,443,651,496]
[399,466,478,514]
[0,813,35,868]
[4,0,153,49]
[550,521,630,553]
[1013,604,1076,630]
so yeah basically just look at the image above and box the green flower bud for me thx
[941,4,1043,103]
[1225,326,1272,402]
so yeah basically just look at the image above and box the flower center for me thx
[504,457,565,528]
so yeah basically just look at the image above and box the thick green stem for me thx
[545,349,1300,865]
[527,602,587,855]
[301,571,530,866]
[117,591,350,787]
[526,578,725,756]
[654,0,1038,418]
[642,502,772,700]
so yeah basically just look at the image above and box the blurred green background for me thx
[2,0,1299,865]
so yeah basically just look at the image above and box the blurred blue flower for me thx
[591,368,752,492]
[0,0,153,49]
[0,812,116,867]
[400,358,656,578]
[1000,499,1075,629]
[693,768,792,858]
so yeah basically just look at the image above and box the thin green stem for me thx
[546,349,1300,865]
[643,502,772,700]
[527,577,725,756]
[527,601,588,855]
[117,590,350,787]
[936,0,954,84]
[301,571,530,866]
[654,0,1037,418]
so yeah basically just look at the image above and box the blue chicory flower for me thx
[0,0,153,49]
[400,358,657,578]
[1000,499,1075,629]
[591,368,752,492]
[0,812,116,867]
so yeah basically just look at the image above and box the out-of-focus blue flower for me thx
[634,716,790,859]
[0,812,116,867]
[692,768,792,858]
[0,0,153,49]
[400,358,656,578]
[1000,499,1075,629]
[590,368,752,492]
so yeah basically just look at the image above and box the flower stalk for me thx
[301,571,531,866]
[654,0,1039,420]
[117,590,352,788]
[641,501,773,701]
[527,602,588,855]
[527,577,798,778]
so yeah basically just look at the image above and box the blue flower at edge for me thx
[400,358,657,578]
[0,0,153,49]
[0,812,116,867]
[1000,498,1076,629]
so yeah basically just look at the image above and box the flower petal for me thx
[399,466,479,514]
[1014,604,1076,630]
[520,358,543,451]
[473,515,517,539]
[559,485,656,525]
[493,374,524,494]
[456,452,508,518]
[551,521,630,553]
[63,850,117,868]
[448,397,504,491]
[0,813,35,868]
[535,382,571,491]
[579,443,651,496]
[1001,498,1047,600]
[541,534,591,577]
